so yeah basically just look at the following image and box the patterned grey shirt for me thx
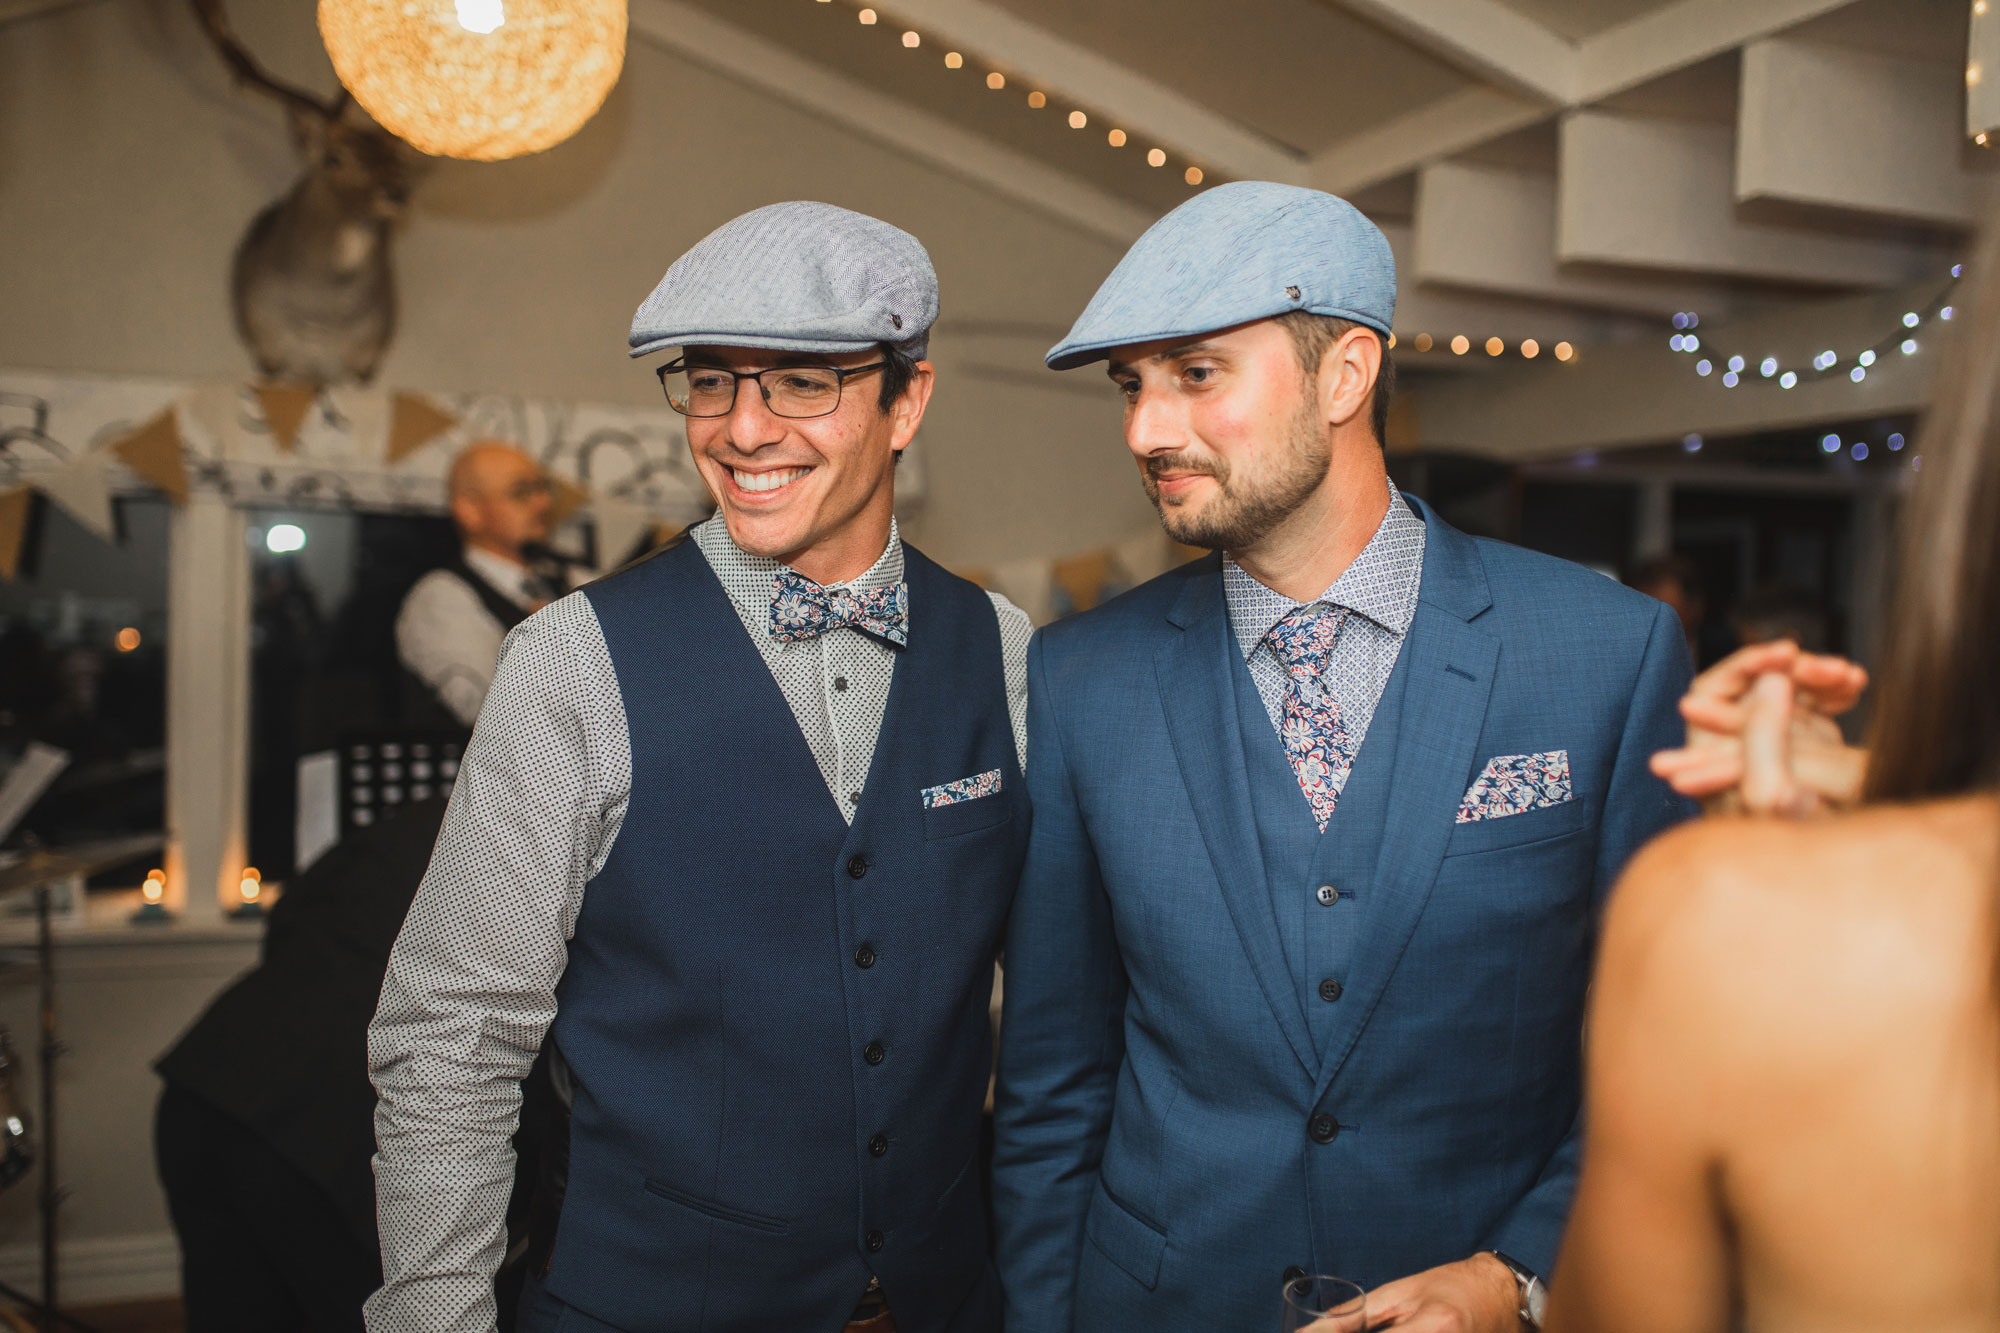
[364,516,1030,1333]
[1225,483,1427,756]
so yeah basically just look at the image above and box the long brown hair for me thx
[1864,222,2000,802]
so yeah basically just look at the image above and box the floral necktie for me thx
[769,567,910,647]
[1265,602,1355,832]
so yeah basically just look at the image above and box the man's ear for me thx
[1318,328,1382,431]
[888,360,937,451]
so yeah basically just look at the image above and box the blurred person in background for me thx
[1630,553,1733,669]
[395,440,555,730]
[1727,580,1828,655]
[1546,222,2000,1333]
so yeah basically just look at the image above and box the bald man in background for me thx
[396,441,557,730]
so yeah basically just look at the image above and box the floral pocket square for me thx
[1455,751,1572,824]
[922,769,1002,809]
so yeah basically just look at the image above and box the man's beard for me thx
[1141,393,1329,550]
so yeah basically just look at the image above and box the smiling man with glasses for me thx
[366,202,1032,1333]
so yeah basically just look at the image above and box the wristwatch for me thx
[1486,1250,1548,1328]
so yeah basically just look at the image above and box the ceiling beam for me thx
[1330,0,1577,103]
[627,0,1154,245]
[1314,0,1864,194]
[871,0,1308,183]
[1577,0,1861,103]
[1311,86,1550,196]
[0,0,95,27]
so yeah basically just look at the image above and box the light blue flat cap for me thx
[1047,181,1395,370]
[630,201,939,361]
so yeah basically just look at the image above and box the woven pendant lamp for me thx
[318,0,627,161]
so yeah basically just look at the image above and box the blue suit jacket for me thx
[991,500,1694,1330]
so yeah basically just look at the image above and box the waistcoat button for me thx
[1309,1113,1338,1144]
[869,1133,889,1157]
[834,676,849,692]
[1282,1266,1307,1285]
[866,1229,885,1252]
[1318,978,1343,1003]
[848,855,869,879]
[855,945,877,969]
[864,1041,886,1065]
[1315,884,1338,906]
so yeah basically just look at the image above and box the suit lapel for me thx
[1312,502,1498,1103]
[1155,558,1317,1080]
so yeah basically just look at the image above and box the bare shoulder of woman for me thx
[1596,796,2000,1114]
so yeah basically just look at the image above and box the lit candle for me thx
[231,867,266,920]
[131,868,170,924]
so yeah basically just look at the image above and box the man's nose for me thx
[1124,385,1186,460]
[723,374,787,451]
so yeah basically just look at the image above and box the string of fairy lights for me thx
[830,1,1209,186]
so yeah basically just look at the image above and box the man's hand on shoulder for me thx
[1365,1253,1523,1331]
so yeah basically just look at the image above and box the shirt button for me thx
[865,1229,885,1252]
[869,1133,889,1157]
[848,855,869,880]
[1315,884,1338,906]
[1318,978,1343,1003]
[1283,1266,1307,1285]
[834,676,849,692]
[864,1041,886,1066]
[1309,1113,1339,1144]
[855,945,876,969]
[849,791,862,806]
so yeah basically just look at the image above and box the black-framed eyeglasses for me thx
[656,358,886,419]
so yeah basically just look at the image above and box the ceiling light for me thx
[1184,166,1204,184]
[1108,128,1126,146]
[1485,337,1504,356]
[1146,148,1166,166]
[901,29,918,47]
[1068,110,1087,128]
[986,71,1004,89]
[1027,90,1046,108]
[1413,333,1433,352]
[1521,339,1539,358]
[1451,335,1470,355]
[1554,342,1574,362]
[944,51,962,68]
[858,7,876,22]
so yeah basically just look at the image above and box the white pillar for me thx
[164,491,250,924]
[1634,478,1674,564]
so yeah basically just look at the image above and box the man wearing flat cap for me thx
[991,182,1694,1330]
[367,201,1032,1333]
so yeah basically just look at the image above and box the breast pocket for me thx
[1443,790,1592,858]
[922,792,1013,840]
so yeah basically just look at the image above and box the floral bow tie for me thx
[770,567,909,647]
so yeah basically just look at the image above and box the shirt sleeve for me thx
[365,593,631,1333]
[987,591,1033,772]
[395,571,508,729]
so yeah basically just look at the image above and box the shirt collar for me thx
[462,545,539,610]
[1223,483,1426,661]
[693,513,906,623]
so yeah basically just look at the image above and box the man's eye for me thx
[1114,379,1140,398]
[1180,365,1216,385]
[687,373,734,393]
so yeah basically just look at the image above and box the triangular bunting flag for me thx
[253,383,317,453]
[30,453,114,541]
[387,393,456,464]
[109,409,190,504]
[546,471,589,528]
[0,488,33,581]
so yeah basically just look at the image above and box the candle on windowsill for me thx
[131,868,170,924]
[231,867,265,920]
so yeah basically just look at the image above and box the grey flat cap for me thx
[630,201,938,361]
[1047,181,1395,370]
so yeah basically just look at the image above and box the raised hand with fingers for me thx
[1648,639,1868,816]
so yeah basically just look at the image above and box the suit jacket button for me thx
[866,1229,885,1252]
[855,945,877,969]
[1283,1266,1307,1285]
[1318,977,1343,1003]
[1315,884,1338,906]
[848,855,869,880]
[864,1041,886,1066]
[869,1133,889,1157]
[1309,1113,1338,1144]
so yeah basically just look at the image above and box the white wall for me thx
[0,0,1157,569]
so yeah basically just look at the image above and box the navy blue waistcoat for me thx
[1232,639,1408,1064]
[544,537,1028,1333]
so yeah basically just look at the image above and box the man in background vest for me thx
[366,202,1032,1333]
[394,440,556,729]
